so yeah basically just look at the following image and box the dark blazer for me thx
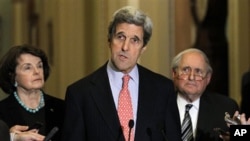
[194,91,239,141]
[0,120,10,141]
[240,71,250,118]
[62,63,182,141]
[0,93,65,141]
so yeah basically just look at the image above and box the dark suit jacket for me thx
[0,120,10,141]
[62,63,182,141]
[0,93,65,141]
[194,91,239,141]
[240,71,250,118]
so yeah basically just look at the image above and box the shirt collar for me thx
[107,60,139,84]
[177,93,200,111]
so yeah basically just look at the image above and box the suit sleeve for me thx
[61,86,86,141]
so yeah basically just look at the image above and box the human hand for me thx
[10,125,29,133]
[219,111,240,141]
[237,112,250,125]
[14,131,45,141]
[228,111,250,125]
[219,111,250,141]
[219,133,230,141]
[225,111,241,126]
[10,125,45,141]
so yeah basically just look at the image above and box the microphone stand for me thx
[158,123,168,141]
[128,119,134,141]
[161,128,168,141]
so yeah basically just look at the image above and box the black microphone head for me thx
[44,127,59,141]
[146,128,153,141]
[52,126,59,132]
[146,128,152,136]
[128,119,134,128]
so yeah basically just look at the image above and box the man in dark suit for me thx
[62,6,181,141]
[171,48,239,141]
[0,120,10,141]
[240,70,250,118]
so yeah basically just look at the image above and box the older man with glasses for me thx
[171,48,239,141]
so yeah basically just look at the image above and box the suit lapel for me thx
[135,66,158,137]
[195,93,212,140]
[89,64,122,139]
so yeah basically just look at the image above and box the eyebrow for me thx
[115,31,142,39]
[115,31,124,35]
[19,61,43,67]
[181,66,205,71]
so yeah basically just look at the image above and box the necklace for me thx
[14,91,45,113]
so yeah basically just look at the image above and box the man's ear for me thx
[205,72,212,85]
[140,46,147,55]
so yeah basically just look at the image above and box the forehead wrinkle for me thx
[180,52,207,70]
[17,54,41,66]
[116,23,143,39]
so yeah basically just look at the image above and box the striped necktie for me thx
[181,104,194,141]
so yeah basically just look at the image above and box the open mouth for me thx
[119,54,128,60]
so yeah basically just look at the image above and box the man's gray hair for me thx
[108,6,153,47]
[171,48,213,73]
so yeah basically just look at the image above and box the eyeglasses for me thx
[175,66,207,81]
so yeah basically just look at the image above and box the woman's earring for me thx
[14,81,18,87]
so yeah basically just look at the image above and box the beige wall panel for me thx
[12,0,29,44]
[139,0,173,78]
[174,0,192,54]
[228,0,250,104]
[43,0,85,99]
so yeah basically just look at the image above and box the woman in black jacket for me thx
[0,44,65,141]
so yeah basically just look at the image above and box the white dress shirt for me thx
[177,94,200,138]
[107,60,139,130]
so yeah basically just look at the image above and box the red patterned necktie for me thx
[118,74,134,141]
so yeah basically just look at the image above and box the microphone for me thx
[44,127,59,141]
[128,119,134,141]
[146,128,153,141]
[161,128,168,141]
[158,123,168,141]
